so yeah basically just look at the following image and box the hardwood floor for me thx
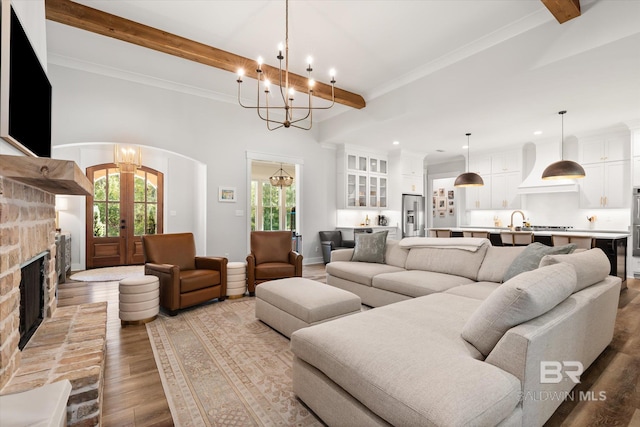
[58,268,640,426]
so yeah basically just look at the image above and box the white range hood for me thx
[517,140,579,194]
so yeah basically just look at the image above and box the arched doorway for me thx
[85,164,164,268]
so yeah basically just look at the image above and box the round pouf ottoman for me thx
[227,261,247,299]
[119,275,159,326]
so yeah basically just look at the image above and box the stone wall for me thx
[0,178,57,389]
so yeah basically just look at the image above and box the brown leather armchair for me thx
[142,232,227,315]
[246,231,303,295]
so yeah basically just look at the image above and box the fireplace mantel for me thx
[0,155,92,195]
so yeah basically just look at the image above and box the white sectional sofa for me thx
[290,237,621,426]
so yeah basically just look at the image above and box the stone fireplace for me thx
[0,177,57,390]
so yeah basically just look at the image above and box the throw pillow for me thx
[462,262,577,357]
[503,242,576,282]
[539,248,610,293]
[351,231,388,263]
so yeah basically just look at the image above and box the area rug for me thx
[69,265,144,282]
[146,298,322,426]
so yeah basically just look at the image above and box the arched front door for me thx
[85,164,164,268]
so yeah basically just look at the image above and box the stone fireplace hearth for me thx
[0,178,58,389]
[1,155,98,425]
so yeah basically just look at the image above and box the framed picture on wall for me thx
[448,190,454,199]
[437,197,446,211]
[218,186,236,202]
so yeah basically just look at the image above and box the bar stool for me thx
[500,231,534,246]
[428,229,452,238]
[462,230,490,239]
[551,234,595,250]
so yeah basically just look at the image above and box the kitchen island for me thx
[445,227,629,288]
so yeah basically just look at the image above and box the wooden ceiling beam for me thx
[45,0,366,109]
[541,0,581,24]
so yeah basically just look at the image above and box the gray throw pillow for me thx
[503,242,576,282]
[351,231,388,263]
[462,262,577,357]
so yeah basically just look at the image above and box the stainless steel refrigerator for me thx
[402,194,425,237]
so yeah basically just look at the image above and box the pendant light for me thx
[454,133,484,187]
[542,110,586,180]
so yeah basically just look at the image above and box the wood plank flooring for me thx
[58,267,640,426]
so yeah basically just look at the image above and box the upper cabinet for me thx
[338,147,389,209]
[579,133,629,164]
[400,152,424,195]
[578,128,631,208]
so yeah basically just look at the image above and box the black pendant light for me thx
[542,110,586,180]
[455,133,484,187]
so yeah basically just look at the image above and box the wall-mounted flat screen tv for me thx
[0,1,52,157]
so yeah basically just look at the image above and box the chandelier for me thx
[236,0,336,130]
[269,163,294,188]
[113,144,141,173]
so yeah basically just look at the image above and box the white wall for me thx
[49,64,336,267]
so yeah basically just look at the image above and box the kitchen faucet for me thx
[509,210,526,231]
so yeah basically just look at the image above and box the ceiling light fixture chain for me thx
[236,0,336,131]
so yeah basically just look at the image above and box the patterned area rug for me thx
[146,298,323,426]
[69,265,144,282]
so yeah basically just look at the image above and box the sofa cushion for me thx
[373,270,474,298]
[477,246,526,283]
[445,282,501,300]
[539,248,611,293]
[503,242,576,282]
[291,294,521,426]
[462,262,577,357]
[326,261,404,287]
[404,243,489,280]
[351,231,388,263]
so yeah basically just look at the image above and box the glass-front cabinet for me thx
[340,147,388,208]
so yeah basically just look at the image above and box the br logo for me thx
[540,361,584,384]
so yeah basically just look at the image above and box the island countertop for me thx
[449,226,630,240]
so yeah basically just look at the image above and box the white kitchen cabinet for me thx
[469,155,492,175]
[634,157,640,186]
[580,160,629,208]
[491,171,521,209]
[491,150,521,174]
[400,153,424,195]
[465,174,492,209]
[339,147,389,208]
[369,175,388,208]
[580,135,629,164]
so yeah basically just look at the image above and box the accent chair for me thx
[142,232,227,315]
[246,231,303,296]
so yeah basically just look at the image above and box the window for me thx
[250,180,296,231]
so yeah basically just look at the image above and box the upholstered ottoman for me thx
[255,277,362,338]
[227,261,247,299]
[119,275,159,326]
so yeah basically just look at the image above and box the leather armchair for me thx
[246,231,303,295]
[142,232,227,315]
[319,231,355,264]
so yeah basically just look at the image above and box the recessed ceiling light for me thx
[436,149,445,153]
[462,145,469,149]
[533,130,543,135]
[392,140,399,145]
